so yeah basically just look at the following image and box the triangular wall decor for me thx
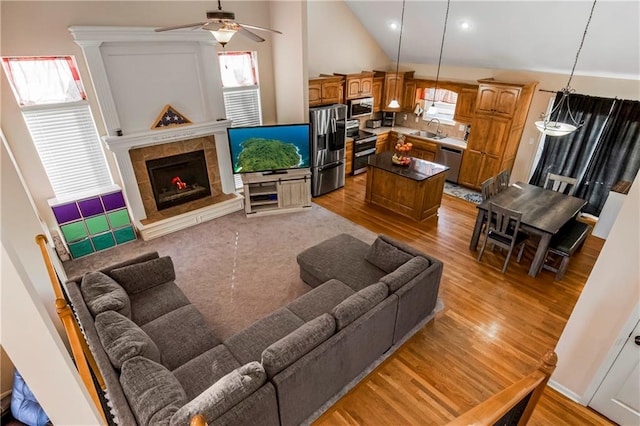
[151,104,192,130]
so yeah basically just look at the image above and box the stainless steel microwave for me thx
[347,97,374,118]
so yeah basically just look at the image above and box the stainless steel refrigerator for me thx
[309,104,347,197]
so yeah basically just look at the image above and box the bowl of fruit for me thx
[392,136,413,166]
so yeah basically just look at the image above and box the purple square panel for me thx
[52,202,81,224]
[78,197,104,217]
[102,191,126,211]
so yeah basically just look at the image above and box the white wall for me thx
[552,172,640,400]
[307,0,390,76]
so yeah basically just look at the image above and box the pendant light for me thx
[388,0,406,109]
[535,0,597,137]
[428,0,451,115]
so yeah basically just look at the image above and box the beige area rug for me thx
[63,203,377,340]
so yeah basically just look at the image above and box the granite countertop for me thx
[363,126,468,150]
[367,151,449,182]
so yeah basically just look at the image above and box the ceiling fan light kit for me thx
[388,0,406,109]
[536,0,597,137]
[154,0,281,48]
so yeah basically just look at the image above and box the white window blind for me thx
[22,102,113,198]
[223,87,263,127]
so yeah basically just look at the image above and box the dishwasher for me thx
[435,145,463,183]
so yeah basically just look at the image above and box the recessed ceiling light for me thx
[459,20,471,30]
[389,22,398,30]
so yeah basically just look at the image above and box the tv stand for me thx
[242,168,312,216]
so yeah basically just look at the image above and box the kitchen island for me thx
[365,151,449,221]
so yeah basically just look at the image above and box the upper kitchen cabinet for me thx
[375,70,415,112]
[309,76,344,107]
[334,71,374,100]
[452,87,477,123]
[458,78,537,189]
[372,76,384,112]
[475,79,522,118]
[402,79,418,112]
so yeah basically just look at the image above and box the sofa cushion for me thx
[365,236,414,273]
[172,345,242,400]
[120,356,187,426]
[80,272,131,318]
[142,305,221,370]
[224,308,305,365]
[296,233,386,291]
[261,313,336,377]
[110,256,176,294]
[380,256,431,292]
[95,311,161,370]
[286,279,354,322]
[331,282,389,330]
[170,362,267,426]
[129,281,191,326]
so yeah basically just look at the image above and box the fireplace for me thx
[146,150,212,210]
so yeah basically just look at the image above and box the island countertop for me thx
[367,151,449,182]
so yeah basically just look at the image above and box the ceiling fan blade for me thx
[155,22,209,32]
[236,22,282,35]
[202,21,224,31]
[237,26,265,43]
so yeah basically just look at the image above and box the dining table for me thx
[469,181,588,277]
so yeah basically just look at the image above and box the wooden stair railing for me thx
[35,234,107,424]
[447,350,557,426]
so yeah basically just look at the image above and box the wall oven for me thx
[347,120,377,175]
[347,97,374,118]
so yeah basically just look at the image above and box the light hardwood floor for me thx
[311,174,613,426]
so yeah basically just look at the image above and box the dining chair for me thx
[477,202,528,273]
[544,172,578,196]
[496,169,510,193]
[481,177,497,202]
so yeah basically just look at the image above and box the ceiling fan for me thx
[154,0,282,47]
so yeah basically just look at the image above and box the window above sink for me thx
[420,88,457,125]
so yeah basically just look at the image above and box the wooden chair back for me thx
[496,169,510,193]
[544,172,578,196]
[477,202,527,273]
[481,177,497,202]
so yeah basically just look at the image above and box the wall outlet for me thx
[415,116,420,122]
[458,124,466,131]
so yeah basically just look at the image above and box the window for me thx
[2,56,112,198]
[218,51,262,189]
[422,88,458,124]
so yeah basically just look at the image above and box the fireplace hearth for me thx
[146,150,211,210]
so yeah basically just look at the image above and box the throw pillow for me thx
[380,256,430,292]
[120,356,187,426]
[365,237,414,273]
[110,256,176,294]
[170,362,266,425]
[261,313,335,378]
[331,282,389,330]
[80,271,131,318]
[95,311,161,369]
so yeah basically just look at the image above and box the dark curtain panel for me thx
[530,93,615,187]
[577,99,640,215]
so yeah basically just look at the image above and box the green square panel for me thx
[61,221,87,243]
[68,238,94,259]
[107,209,131,228]
[114,226,136,244]
[91,232,116,251]
[85,214,109,235]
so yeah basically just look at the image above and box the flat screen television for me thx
[227,123,310,174]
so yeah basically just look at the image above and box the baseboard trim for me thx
[548,379,586,405]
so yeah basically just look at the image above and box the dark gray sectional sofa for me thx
[66,233,443,426]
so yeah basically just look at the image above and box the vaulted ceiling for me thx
[344,0,639,80]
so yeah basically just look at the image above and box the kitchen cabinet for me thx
[453,87,477,123]
[458,78,537,189]
[372,76,384,112]
[402,80,418,111]
[375,70,414,112]
[334,72,374,100]
[395,134,438,163]
[345,138,353,175]
[375,133,389,153]
[309,76,344,106]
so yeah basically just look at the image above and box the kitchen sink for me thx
[409,130,444,139]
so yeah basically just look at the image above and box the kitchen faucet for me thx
[426,118,442,136]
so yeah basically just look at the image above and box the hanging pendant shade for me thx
[388,0,406,109]
[430,0,450,116]
[536,0,597,137]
